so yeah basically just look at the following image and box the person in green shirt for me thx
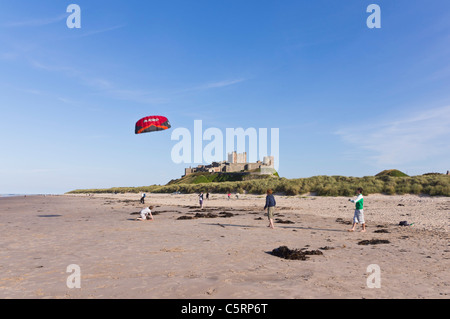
[348,187,366,232]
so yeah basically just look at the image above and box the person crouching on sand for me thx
[136,206,154,221]
[264,189,276,229]
[348,188,365,232]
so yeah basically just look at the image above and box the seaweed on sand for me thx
[270,246,323,260]
[275,219,294,224]
[177,216,195,220]
[374,229,390,233]
[218,212,235,218]
[270,246,309,260]
[358,239,390,245]
[335,218,352,225]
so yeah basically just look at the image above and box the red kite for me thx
[135,116,171,134]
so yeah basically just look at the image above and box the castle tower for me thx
[228,151,247,163]
[263,156,274,168]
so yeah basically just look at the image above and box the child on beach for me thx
[140,193,146,204]
[264,189,276,229]
[348,188,365,232]
[136,206,154,221]
[199,192,204,209]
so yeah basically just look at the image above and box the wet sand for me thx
[0,193,448,299]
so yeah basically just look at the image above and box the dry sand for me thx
[0,193,448,299]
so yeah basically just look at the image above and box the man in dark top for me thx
[264,189,276,229]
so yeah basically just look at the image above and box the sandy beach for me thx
[0,193,448,299]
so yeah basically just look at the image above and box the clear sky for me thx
[1,0,449,194]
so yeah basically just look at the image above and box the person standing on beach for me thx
[140,193,146,204]
[264,189,276,229]
[136,206,153,221]
[348,188,366,232]
[199,192,204,209]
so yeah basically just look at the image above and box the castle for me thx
[184,152,275,176]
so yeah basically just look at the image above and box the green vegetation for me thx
[167,171,278,185]
[375,169,409,177]
[67,172,450,196]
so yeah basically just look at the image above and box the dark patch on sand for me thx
[218,212,235,218]
[358,239,391,245]
[37,215,62,218]
[374,229,390,233]
[270,246,323,260]
[178,211,236,220]
[335,218,352,225]
[303,249,323,255]
[177,216,195,220]
[275,219,294,224]
[190,208,215,213]
[270,246,309,260]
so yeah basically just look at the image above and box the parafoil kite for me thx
[135,115,171,134]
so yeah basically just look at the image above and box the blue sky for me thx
[1,0,449,194]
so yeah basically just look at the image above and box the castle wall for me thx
[245,163,261,171]
[184,152,275,176]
